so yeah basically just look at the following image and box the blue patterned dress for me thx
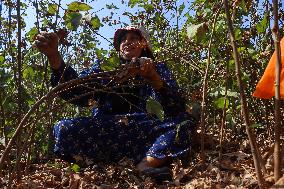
[51,60,196,164]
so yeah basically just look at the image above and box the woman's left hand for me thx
[137,57,156,79]
[136,57,164,89]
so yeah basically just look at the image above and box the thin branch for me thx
[199,4,221,162]
[223,0,265,188]
[0,66,157,169]
[219,60,229,159]
[16,0,23,116]
[272,0,282,182]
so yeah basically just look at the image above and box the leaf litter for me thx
[0,131,282,189]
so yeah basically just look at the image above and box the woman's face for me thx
[119,31,144,60]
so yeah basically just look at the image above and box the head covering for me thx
[113,25,154,58]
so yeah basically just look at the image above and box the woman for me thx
[35,25,197,181]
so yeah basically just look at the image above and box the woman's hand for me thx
[136,57,164,90]
[34,32,58,56]
[34,32,62,70]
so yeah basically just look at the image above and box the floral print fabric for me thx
[51,60,197,164]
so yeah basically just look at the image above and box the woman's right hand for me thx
[34,32,59,56]
[34,32,62,69]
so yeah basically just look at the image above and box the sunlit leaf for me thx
[214,97,229,109]
[71,163,80,173]
[26,27,38,42]
[256,13,268,34]
[23,67,35,78]
[146,97,164,121]
[143,4,154,12]
[65,12,82,30]
[187,22,207,42]
[227,91,238,98]
[68,1,92,11]
[234,28,242,40]
[48,4,58,15]
[100,53,120,71]
[91,15,101,30]
[0,56,4,63]
[178,3,185,15]
[128,0,140,8]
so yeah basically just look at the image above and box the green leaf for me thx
[240,0,252,13]
[234,28,242,41]
[187,22,207,42]
[95,49,108,59]
[256,13,268,34]
[23,67,35,78]
[48,4,58,15]
[91,15,101,30]
[65,12,82,30]
[227,91,238,98]
[71,163,80,173]
[187,23,202,39]
[68,1,92,11]
[226,114,236,128]
[143,4,154,12]
[0,56,4,63]
[210,87,238,98]
[106,3,118,9]
[146,97,164,121]
[214,97,229,109]
[82,33,94,41]
[100,53,120,71]
[178,3,185,15]
[26,27,38,42]
[128,0,140,8]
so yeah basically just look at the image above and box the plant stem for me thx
[223,0,265,188]
[219,60,228,159]
[200,5,220,162]
[272,0,282,182]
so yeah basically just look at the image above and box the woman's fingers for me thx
[34,40,48,47]
[138,57,157,80]
[35,32,58,44]
[34,32,59,56]
[35,35,48,43]
[46,32,59,42]
[139,58,154,72]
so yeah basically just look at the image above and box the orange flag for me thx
[253,37,284,99]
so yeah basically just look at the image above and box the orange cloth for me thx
[253,37,284,99]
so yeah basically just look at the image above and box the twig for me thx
[199,4,221,162]
[219,60,229,159]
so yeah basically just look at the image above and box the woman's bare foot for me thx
[136,156,168,171]
[136,156,172,182]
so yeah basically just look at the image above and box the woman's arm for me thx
[153,63,187,117]
[134,58,186,116]
[34,32,101,107]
